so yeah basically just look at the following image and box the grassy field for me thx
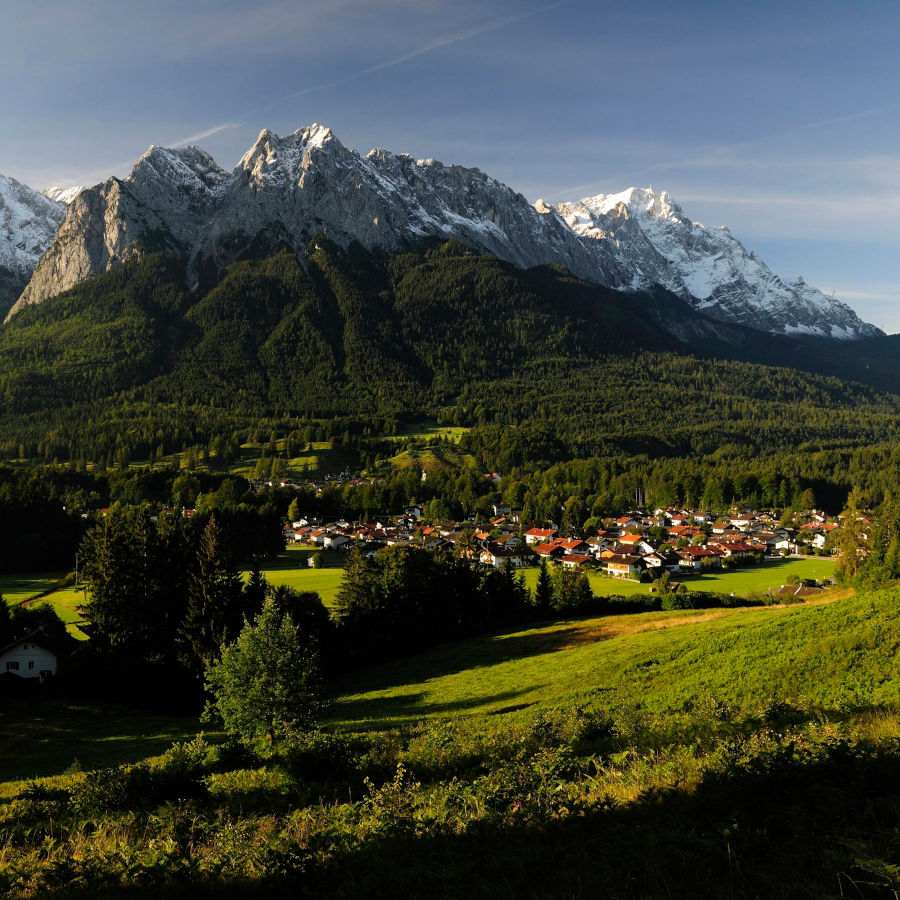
[0,572,66,605]
[388,443,479,471]
[254,545,346,607]
[0,700,212,788]
[328,602,809,730]
[5,582,900,896]
[520,555,836,599]
[384,422,469,443]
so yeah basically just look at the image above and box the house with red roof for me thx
[524,527,558,545]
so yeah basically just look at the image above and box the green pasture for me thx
[682,555,836,594]
[388,445,479,471]
[385,422,469,443]
[253,545,346,607]
[33,587,90,639]
[519,556,836,599]
[330,585,876,733]
[0,572,66,605]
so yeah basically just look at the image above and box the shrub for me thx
[279,729,358,782]
[68,763,154,817]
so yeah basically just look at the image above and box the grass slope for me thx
[0,700,212,787]
[330,586,869,734]
[6,587,900,896]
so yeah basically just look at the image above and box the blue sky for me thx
[2,0,899,330]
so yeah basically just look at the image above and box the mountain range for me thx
[0,125,881,340]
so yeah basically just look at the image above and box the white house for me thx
[479,545,531,568]
[0,633,57,680]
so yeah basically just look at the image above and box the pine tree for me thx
[81,506,156,650]
[181,516,244,671]
[335,544,374,618]
[242,561,268,622]
[534,556,553,613]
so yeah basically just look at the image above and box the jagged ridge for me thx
[553,187,880,340]
[4,129,881,341]
[9,125,631,318]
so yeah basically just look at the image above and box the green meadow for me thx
[255,545,346,607]
[0,701,213,789]
[520,555,836,599]
[7,585,900,896]
[0,572,66,605]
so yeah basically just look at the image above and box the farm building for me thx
[0,629,59,680]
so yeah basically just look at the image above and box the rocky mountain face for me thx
[4,128,880,340]
[553,187,880,340]
[0,175,65,317]
[9,125,632,318]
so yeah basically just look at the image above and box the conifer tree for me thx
[534,556,553,613]
[335,544,373,617]
[181,516,243,671]
[242,561,268,622]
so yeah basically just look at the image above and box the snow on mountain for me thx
[42,185,86,205]
[10,125,630,318]
[5,129,880,341]
[0,175,65,316]
[553,187,880,340]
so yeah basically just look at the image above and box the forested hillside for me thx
[2,237,900,468]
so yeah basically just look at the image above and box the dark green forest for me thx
[3,237,900,470]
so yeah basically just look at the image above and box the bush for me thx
[68,763,154,817]
[279,729,358,782]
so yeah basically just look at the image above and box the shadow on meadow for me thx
[329,619,629,701]
[330,686,536,728]
[74,735,900,899]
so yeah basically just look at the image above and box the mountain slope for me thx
[554,187,879,340]
[0,175,65,316]
[3,240,900,465]
[10,125,631,318]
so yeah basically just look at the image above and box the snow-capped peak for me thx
[581,186,687,223]
[42,185,85,205]
[4,126,882,341]
[130,145,228,195]
[0,174,66,315]
[237,123,338,185]
[553,187,881,340]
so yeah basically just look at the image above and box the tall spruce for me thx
[534,556,553,613]
[80,505,161,651]
[181,516,244,671]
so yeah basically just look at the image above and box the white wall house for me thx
[0,636,57,679]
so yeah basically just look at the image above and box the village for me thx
[284,497,843,588]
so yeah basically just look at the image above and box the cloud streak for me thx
[251,0,572,113]
[171,122,240,147]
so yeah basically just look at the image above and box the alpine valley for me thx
[2,125,900,470]
[9,125,900,900]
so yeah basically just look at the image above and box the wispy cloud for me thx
[251,0,572,113]
[172,122,240,147]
